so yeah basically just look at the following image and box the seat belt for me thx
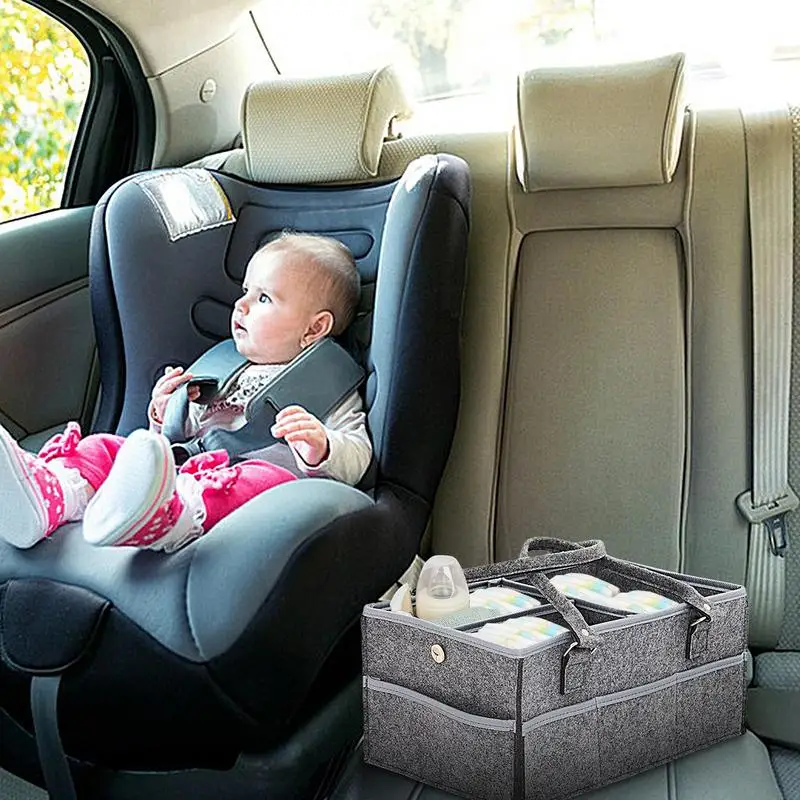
[737,105,797,648]
[31,675,77,800]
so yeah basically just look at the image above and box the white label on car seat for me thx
[133,169,235,242]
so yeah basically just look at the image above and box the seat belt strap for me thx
[30,675,77,800]
[738,105,797,647]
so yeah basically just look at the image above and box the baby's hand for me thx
[271,405,330,467]
[149,366,200,424]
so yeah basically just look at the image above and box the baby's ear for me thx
[303,310,334,345]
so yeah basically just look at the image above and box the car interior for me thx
[2,1,800,799]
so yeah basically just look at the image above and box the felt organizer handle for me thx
[524,571,602,695]
[462,537,606,583]
[519,538,713,621]
[519,537,715,660]
[518,537,606,569]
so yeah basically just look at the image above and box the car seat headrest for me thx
[242,65,413,184]
[515,52,686,192]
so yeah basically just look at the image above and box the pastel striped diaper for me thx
[550,573,619,597]
[473,616,567,648]
[606,590,677,613]
[550,573,676,614]
[469,586,541,614]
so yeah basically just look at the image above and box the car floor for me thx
[0,767,46,799]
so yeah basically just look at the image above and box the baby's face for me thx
[232,250,324,364]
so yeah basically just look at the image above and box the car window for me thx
[0,0,90,222]
[253,0,800,133]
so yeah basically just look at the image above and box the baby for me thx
[0,233,372,552]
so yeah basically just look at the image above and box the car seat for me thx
[0,66,470,799]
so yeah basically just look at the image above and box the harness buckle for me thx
[737,487,799,556]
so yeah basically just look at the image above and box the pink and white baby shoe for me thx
[82,429,199,552]
[0,424,67,548]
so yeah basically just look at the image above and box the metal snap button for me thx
[431,644,445,663]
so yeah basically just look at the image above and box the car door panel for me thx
[0,206,96,439]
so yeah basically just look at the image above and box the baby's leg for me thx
[195,457,298,532]
[0,421,125,548]
[82,438,297,552]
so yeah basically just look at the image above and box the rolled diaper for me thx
[469,586,541,614]
[473,616,567,648]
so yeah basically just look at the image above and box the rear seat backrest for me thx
[496,53,693,568]
[680,107,750,583]
[191,57,754,587]
[488,53,754,584]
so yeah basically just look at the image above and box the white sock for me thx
[149,473,207,553]
[46,460,95,521]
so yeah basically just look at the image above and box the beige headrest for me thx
[242,66,413,184]
[515,53,686,192]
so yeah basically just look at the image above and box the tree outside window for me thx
[0,0,90,222]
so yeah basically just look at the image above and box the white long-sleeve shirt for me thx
[151,362,372,486]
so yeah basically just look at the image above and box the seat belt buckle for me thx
[737,487,800,556]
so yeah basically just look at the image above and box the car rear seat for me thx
[195,54,800,799]
[332,54,800,798]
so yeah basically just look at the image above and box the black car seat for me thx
[0,66,470,799]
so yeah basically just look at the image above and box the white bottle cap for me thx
[415,555,469,621]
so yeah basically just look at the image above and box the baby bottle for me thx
[414,555,469,621]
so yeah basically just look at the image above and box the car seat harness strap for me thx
[162,337,365,463]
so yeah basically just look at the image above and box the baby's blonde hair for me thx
[257,232,360,335]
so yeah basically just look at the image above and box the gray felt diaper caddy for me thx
[361,538,748,800]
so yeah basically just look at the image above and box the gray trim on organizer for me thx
[363,604,573,658]
[521,696,598,734]
[521,652,744,734]
[673,652,745,683]
[364,589,746,658]
[595,670,680,709]
[645,565,745,594]
[365,677,516,731]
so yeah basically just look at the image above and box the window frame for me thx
[4,0,154,220]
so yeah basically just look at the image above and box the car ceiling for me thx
[76,0,255,77]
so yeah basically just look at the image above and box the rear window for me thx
[253,0,800,132]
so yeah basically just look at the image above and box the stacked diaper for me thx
[468,586,541,614]
[473,615,568,648]
[550,573,677,613]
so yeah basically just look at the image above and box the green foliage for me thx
[367,0,465,97]
[0,0,89,222]
[367,0,597,98]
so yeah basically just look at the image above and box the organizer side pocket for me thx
[522,699,600,800]
[675,654,747,755]
[596,673,678,784]
[364,677,517,800]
